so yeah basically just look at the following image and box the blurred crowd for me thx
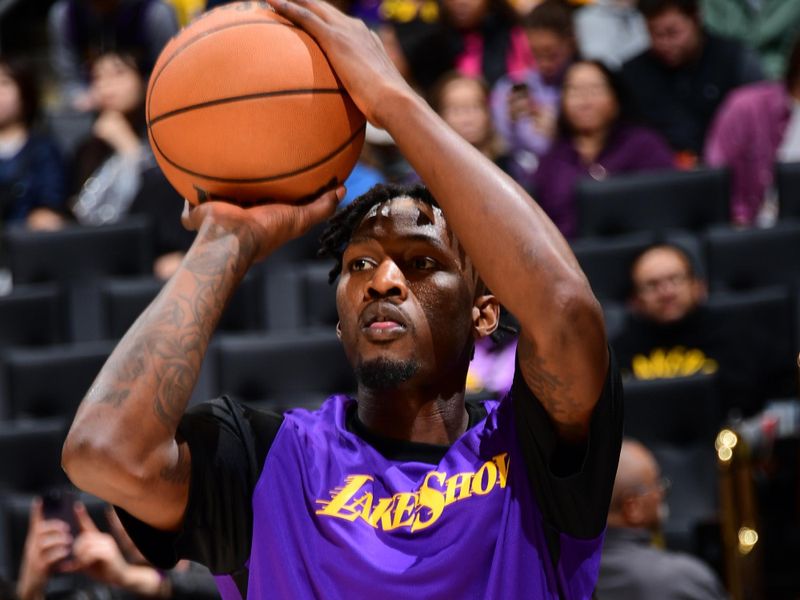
[1,0,800,598]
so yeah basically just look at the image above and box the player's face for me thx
[336,197,479,389]
[646,8,702,68]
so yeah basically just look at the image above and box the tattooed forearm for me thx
[91,222,253,432]
[517,336,579,424]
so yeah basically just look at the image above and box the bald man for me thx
[596,439,728,600]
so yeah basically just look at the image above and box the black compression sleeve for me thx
[116,397,283,574]
[511,347,623,539]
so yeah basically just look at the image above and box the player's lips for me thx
[359,303,409,340]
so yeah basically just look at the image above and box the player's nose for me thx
[366,259,408,301]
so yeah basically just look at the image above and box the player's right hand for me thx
[181,185,344,263]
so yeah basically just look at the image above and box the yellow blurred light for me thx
[718,446,733,462]
[738,527,758,555]
[715,429,738,451]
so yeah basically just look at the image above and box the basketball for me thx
[146,2,366,206]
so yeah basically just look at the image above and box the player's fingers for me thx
[74,502,100,533]
[298,186,343,231]
[266,0,328,38]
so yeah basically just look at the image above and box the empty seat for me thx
[5,218,155,342]
[623,374,719,553]
[0,284,65,348]
[215,329,354,411]
[266,262,337,331]
[706,288,797,407]
[775,161,800,220]
[2,341,113,420]
[704,222,800,293]
[576,168,730,237]
[6,218,153,285]
[0,420,69,494]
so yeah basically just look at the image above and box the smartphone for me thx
[41,488,79,535]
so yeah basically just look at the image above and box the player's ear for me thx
[472,294,499,339]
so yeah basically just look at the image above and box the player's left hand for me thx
[266,0,410,128]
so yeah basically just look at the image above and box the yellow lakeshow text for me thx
[315,453,510,532]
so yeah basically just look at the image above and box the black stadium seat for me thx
[0,284,65,348]
[265,262,338,331]
[576,168,729,237]
[5,218,155,342]
[0,420,69,494]
[704,222,800,293]
[5,218,153,285]
[215,329,354,411]
[623,374,719,553]
[775,161,800,220]
[1,341,113,420]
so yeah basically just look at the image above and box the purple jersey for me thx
[118,360,622,599]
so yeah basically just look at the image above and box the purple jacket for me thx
[533,124,675,238]
[705,81,792,225]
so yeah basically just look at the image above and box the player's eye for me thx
[349,258,376,272]
[411,257,438,271]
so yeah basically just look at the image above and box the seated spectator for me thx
[70,50,192,280]
[532,60,674,238]
[612,243,761,414]
[48,0,178,108]
[596,439,728,600]
[705,36,800,226]
[439,0,535,87]
[0,58,67,230]
[620,0,764,161]
[701,0,800,79]
[491,0,577,187]
[431,72,511,173]
[574,0,650,68]
[15,497,219,599]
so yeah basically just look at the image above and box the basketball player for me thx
[62,1,623,597]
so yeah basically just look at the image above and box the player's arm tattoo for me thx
[517,336,585,438]
[94,223,255,436]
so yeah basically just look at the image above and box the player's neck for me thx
[356,387,470,446]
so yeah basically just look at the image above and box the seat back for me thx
[215,329,354,411]
[2,342,113,420]
[704,223,800,293]
[0,284,65,348]
[775,161,800,220]
[576,168,729,237]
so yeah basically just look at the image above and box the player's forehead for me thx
[349,196,457,251]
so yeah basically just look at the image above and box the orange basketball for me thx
[146,2,366,206]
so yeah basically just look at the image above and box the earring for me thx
[336,322,342,338]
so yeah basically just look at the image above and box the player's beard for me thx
[355,357,420,390]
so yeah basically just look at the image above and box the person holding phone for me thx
[490,0,578,188]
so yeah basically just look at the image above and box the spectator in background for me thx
[48,0,178,108]
[491,0,577,188]
[620,0,763,162]
[70,50,192,280]
[0,58,67,230]
[15,498,219,599]
[439,0,535,87]
[596,439,728,600]
[612,243,764,415]
[705,36,800,226]
[701,0,800,80]
[431,72,511,173]
[574,0,650,68]
[532,60,673,238]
